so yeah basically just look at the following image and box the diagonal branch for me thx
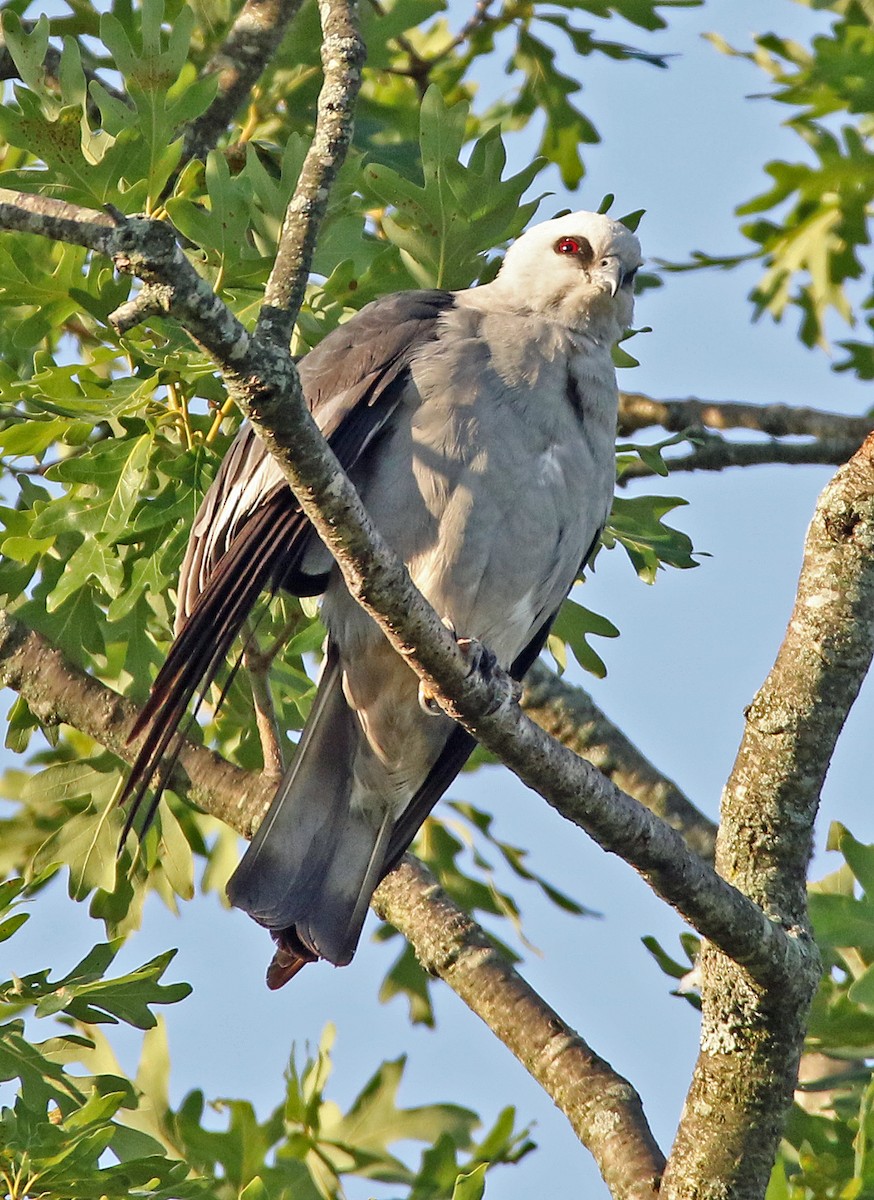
[181,0,307,168]
[0,606,663,1198]
[662,434,874,1199]
[374,857,664,1200]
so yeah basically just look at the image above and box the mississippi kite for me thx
[122,210,643,986]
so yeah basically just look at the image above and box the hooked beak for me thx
[594,256,623,298]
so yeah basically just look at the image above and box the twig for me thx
[257,0,366,347]
[619,432,865,480]
[374,857,665,1200]
[367,0,495,94]
[242,619,286,776]
[181,0,306,167]
[435,0,495,60]
[663,435,874,1199]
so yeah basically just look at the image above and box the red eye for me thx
[555,236,581,255]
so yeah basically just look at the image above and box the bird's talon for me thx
[418,680,443,715]
[456,637,497,680]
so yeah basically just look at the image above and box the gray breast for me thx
[327,305,618,665]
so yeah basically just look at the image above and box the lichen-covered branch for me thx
[521,661,717,861]
[618,391,874,442]
[374,857,664,1200]
[0,606,662,1193]
[0,189,116,251]
[257,0,366,347]
[662,435,874,1199]
[181,0,306,166]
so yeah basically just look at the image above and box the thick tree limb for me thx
[662,435,874,1199]
[618,391,874,442]
[0,190,116,251]
[374,857,664,1200]
[181,0,306,167]
[0,606,663,1196]
[257,0,366,347]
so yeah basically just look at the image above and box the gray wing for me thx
[121,289,456,833]
[176,289,457,627]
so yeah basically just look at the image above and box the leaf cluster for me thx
[678,2,874,378]
[0,880,532,1199]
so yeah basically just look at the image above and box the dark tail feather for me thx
[119,497,306,839]
[228,643,396,968]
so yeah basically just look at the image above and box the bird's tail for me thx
[227,642,395,973]
[119,494,302,838]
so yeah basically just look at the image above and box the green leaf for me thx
[452,1163,487,1200]
[828,823,874,896]
[809,893,874,954]
[378,938,436,1028]
[325,1053,479,1181]
[29,944,191,1029]
[604,494,697,581]
[364,88,544,289]
[549,597,619,679]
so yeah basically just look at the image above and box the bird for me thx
[121,210,643,987]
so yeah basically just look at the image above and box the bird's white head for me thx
[490,210,643,341]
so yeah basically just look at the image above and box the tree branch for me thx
[257,0,366,347]
[0,606,663,1196]
[374,857,664,1200]
[181,0,306,167]
[618,391,874,442]
[663,435,874,1199]
[0,190,116,251]
[619,432,865,480]
[242,620,286,777]
[0,610,271,837]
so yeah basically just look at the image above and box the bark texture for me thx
[663,436,874,1199]
[181,0,305,166]
[375,858,665,1200]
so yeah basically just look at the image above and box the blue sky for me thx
[4,2,873,1197]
